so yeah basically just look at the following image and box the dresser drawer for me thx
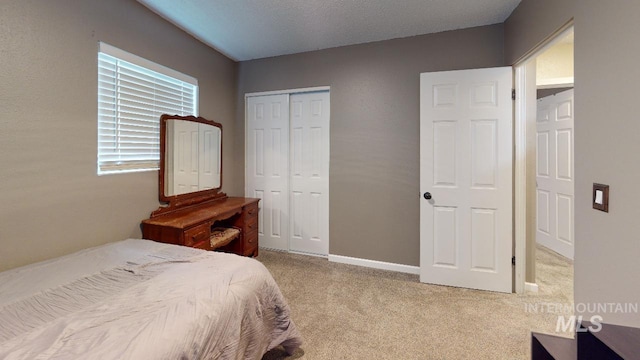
[245,216,258,233]
[243,202,258,233]
[245,203,258,217]
[244,229,258,245]
[191,239,211,251]
[243,230,258,256]
[184,223,210,247]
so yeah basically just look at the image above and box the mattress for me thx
[0,239,302,359]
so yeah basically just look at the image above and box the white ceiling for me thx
[138,0,522,61]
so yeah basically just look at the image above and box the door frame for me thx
[245,86,330,98]
[513,22,574,293]
[244,85,331,254]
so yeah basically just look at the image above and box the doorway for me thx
[514,25,574,296]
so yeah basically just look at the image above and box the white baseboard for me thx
[328,254,420,275]
[259,247,328,258]
[259,246,287,253]
[288,250,328,259]
[525,282,539,293]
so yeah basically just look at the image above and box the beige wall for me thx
[237,25,505,266]
[507,0,640,327]
[0,0,238,272]
[536,42,574,87]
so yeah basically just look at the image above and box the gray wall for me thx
[237,25,505,266]
[507,0,640,326]
[0,0,238,272]
[524,61,538,284]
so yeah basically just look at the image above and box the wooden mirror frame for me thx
[152,114,226,216]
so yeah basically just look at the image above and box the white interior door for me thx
[536,89,574,259]
[289,92,330,255]
[420,67,513,293]
[246,95,290,251]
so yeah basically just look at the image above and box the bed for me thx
[0,239,302,359]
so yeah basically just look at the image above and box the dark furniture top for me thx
[144,197,252,229]
[142,197,259,257]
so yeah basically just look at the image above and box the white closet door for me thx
[246,95,290,251]
[289,92,330,255]
[536,89,574,259]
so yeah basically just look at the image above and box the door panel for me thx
[434,206,457,267]
[288,92,330,255]
[537,190,550,235]
[536,89,574,259]
[537,132,550,176]
[471,208,497,271]
[433,121,457,186]
[246,95,289,251]
[420,67,512,293]
[471,119,497,188]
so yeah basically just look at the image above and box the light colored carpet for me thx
[260,245,573,360]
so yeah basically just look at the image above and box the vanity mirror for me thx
[143,114,260,257]
[157,114,225,211]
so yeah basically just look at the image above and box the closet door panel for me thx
[246,95,290,251]
[289,92,330,255]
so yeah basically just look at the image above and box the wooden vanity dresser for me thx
[142,197,259,257]
[141,114,259,257]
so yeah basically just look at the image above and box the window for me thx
[97,42,198,174]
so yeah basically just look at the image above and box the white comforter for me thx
[0,239,302,359]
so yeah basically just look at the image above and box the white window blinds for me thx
[97,42,198,174]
